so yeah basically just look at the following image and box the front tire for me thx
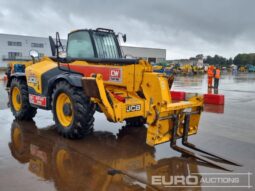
[10,78,37,120]
[52,81,95,139]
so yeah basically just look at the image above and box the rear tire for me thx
[10,78,37,120]
[52,81,95,139]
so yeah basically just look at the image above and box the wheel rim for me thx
[12,87,22,111]
[56,93,73,128]
[56,149,72,180]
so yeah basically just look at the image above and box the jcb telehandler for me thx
[6,28,240,170]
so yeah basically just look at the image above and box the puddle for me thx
[0,81,8,110]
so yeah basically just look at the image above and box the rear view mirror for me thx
[122,34,127,42]
[59,51,66,58]
[117,32,127,43]
[49,36,56,56]
[125,54,134,59]
[49,33,64,57]
[29,50,39,58]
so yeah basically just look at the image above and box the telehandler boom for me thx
[6,28,240,170]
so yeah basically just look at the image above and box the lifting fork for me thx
[170,113,242,171]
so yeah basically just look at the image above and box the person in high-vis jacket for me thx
[214,67,221,89]
[207,65,214,88]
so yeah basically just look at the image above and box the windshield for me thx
[67,30,121,59]
[93,32,120,58]
[67,31,95,58]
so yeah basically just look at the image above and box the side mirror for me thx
[49,36,56,56]
[29,50,39,59]
[49,32,64,58]
[59,51,66,59]
[122,34,127,42]
[125,54,134,59]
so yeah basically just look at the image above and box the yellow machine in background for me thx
[152,64,163,71]
[180,64,193,75]
[239,66,247,72]
[152,62,174,76]
[192,65,204,74]
[8,61,33,72]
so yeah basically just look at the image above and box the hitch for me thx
[170,113,242,171]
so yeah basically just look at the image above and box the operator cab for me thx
[49,28,138,64]
[67,28,123,60]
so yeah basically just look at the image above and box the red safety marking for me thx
[65,64,122,82]
[171,91,186,100]
[204,94,225,105]
[111,92,125,103]
[29,94,47,107]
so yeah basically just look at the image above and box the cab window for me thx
[93,32,121,58]
[67,31,95,58]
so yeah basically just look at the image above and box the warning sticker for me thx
[29,94,47,107]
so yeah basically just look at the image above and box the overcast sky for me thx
[0,0,255,59]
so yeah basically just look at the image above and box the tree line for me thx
[204,54,255,67]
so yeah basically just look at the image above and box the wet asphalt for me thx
[0,72,254,191]
[0,72,8,110]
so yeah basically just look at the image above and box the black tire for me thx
[10,78,37,120]
[52,81,95,139]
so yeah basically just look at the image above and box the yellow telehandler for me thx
[6,28,240,170]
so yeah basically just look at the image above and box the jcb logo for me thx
[126,104,141,112]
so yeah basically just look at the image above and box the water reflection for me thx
[173,73,255,96]
[0,80,8,109]
[204,104,224,114]
[233,73,255,83]
[173,75,204,88]
[9,120,202,191]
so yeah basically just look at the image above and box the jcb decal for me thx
[126,104,141,112]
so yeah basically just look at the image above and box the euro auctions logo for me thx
[152,175,200,187]
[151,172,253,188]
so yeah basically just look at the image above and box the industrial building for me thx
[167,54,204,67]
[121,46,166,63]
[0,33,166,68]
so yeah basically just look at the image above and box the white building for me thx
[168,55,204,67]
[0,33,166,68]
[121,46,166,64]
